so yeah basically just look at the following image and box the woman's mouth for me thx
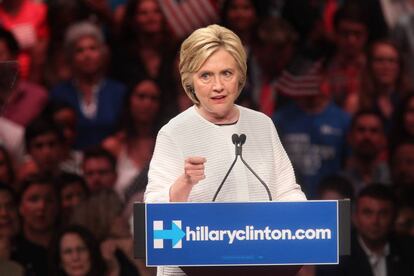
[211,95,226,103]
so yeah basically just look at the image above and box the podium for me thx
[134,200,350,275]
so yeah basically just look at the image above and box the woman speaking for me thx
[144,25,306,275]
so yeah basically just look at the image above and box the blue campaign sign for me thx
[145,201,338,266]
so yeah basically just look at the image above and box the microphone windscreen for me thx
[240,134,246,145]
[232,134,239,145]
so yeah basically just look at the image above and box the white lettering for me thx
[184,226,332,244]
[209,230,220,241]
[236,230,245,240]
[271,229,282,240]
[227,230,237,244]
[296,229,305,240]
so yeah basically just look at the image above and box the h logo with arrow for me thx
[153,220,186,249]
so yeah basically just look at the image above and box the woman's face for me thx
[371,43,400,87]
[226,0,257,33]
[135,0,164,34]
[60,232,91,276]
[72,36,104,75]
[192,48,240,124]
[404,97,414,136]
[130,80,161,124]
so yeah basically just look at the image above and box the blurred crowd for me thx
[0,0,414,275]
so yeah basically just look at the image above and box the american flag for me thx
[157,0,219,38]
[274,59,324,97]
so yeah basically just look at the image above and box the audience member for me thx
[43,102,82,175]
[389,93,414,150]
[50,21,126,150]
[317,174,354,200]
[103,79,165,200]
[343,110,390,193]
[220,0,262,47]
[0,27,48,127]
[70,189,146,275]
[220,0,263,107]
[0,183,20,250]
[0,0,49,82]
[326,2,369,112]
[273,63,350,198]
[253,16,298,115]
[49,224,107,276]
[20,117,65,178]
[358,40,412,122]
[347,0,388,41]
[0,182,24,275]
[13,175,58,276]
[82,147,117,193]
[390,140,414,197]
[45,1,91,88]
[112,0,177,96]
[317,184,414,276]
[55,173,89,223]
[282,0,337,57]
[70,189,125,242]
[395,203,414,237]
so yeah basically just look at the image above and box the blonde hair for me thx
[70,189,124,242]
[179,24,247,104]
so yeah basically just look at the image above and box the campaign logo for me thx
[153,220,185,249]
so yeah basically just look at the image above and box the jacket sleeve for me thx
[144,128,184,203]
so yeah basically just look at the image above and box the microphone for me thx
[212,134,241,201]
[232,133,239,144]
[212,134,273,201]
[232,134,242,156]
[239,134,246,145]
[237,134,273,201]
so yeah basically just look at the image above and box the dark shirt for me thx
[11,235,48,276]
[316,232,414,276]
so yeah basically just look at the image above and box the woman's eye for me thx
[200,73,210,80]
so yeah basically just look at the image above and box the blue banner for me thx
[145,201,338,266]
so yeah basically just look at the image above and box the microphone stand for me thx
[212,134,273,201]
[212,134,240,202]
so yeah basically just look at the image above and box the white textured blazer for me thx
[145,105,306,203]
[144,105,306,275]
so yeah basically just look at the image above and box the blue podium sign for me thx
[145,201,338,266]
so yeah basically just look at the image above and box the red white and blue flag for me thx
[274,59,324,97]
[157,0,219,38]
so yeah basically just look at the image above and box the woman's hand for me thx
[184,156,206,185]
[170,156,206,202]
